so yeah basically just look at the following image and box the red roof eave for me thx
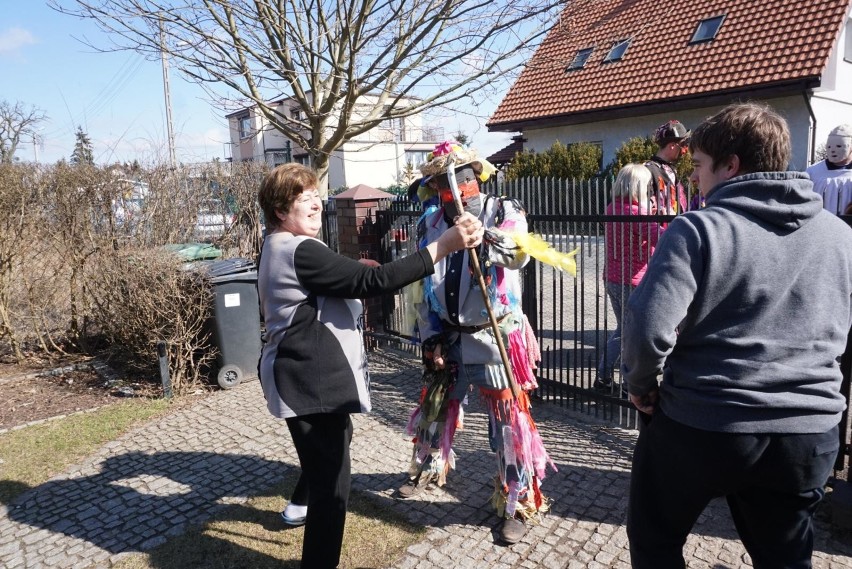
[487,76,824,133]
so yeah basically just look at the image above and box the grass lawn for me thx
[0,399,171,504]
[112,476,425,569]
[0,398,425,569]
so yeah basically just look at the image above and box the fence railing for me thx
[368,177,851,480]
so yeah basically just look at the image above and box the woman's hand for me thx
[428,212,484,262]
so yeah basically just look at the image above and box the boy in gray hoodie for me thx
[622,102,852,568]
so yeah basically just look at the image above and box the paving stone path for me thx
[1,349,850,568]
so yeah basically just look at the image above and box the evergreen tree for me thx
[400,161,416,184]
[504,141,602,181]
[70,126,94,165]
[603,135,692,181]
[453,131,471,147]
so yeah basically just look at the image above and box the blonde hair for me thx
[612,163,652,203]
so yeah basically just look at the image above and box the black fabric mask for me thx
[444,192,482,220]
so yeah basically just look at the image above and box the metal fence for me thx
[374,178,649,428]
[321,198,339,253]
[366,178,850,478]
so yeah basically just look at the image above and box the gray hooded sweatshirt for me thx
[622,171,852,434]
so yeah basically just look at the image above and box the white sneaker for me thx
[281,503,307,526]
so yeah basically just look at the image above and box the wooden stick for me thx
[446,156,521,400]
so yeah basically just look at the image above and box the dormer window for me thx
[566,47,594,71]
[603,39,631,63]
[690,15,725,44]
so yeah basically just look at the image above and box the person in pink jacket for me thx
[594,164,665,394]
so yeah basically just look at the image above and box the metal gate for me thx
[374,179,653,429]
[371,180,851,478]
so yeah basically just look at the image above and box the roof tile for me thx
[489,0,850,128]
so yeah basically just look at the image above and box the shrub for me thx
[602,136,657,179]
[382,183,409,199]
[504,141,602,181]
[0,160,266,395]
[604,135,693,183]
[86,248,215,393]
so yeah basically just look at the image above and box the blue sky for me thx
[1,2,512,166]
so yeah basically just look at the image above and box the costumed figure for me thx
[645,120,690,214]
[806,124,852,215]
[399,142,574,545]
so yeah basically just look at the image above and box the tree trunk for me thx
[311,151,331,200]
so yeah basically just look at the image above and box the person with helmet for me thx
[646,120,690,215]
[399,142,555,545]
[806,124,852,215]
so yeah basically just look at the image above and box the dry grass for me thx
[113,476,425,569]
[0,399,172,504]
[0,398,425,568]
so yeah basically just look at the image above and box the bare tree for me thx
[49,0,563,195]
[0,101,47,165]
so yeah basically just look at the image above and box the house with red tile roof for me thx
[487,0,852,171]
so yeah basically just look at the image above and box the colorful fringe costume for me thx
[404,195,555,522]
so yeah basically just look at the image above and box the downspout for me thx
[803,88,817,166]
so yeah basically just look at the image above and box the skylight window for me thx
[566,47,594,71]
[603,39,631,63]
[690,15,725,44]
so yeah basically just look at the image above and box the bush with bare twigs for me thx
[0,160,268,395]
[86,248,216,394]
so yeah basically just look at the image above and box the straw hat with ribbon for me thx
[410,141,496,203]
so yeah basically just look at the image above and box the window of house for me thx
[294,154,310,166]
[603,39,631,63]
[291,107,303,121]
[565,47,594,71]
[405,150,430,168]
[270,143,292,166]
[381,114,405,141]
[690,15,725,44]
[844,18,852,63]
[238,116,252,139]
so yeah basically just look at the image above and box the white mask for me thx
[826,134,852,166]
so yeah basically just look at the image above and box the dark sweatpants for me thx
[627,409,839,569]
[286,413,353,569]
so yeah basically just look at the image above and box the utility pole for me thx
[31,128,43,163]
[160,16,177,168]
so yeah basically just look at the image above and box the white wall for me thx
[228,111,264,162]
[810,12,852,166]
[328,149,346,189]
[772,97,812,171]
[327,140,434,189]
[228,95,437,183]
[522,95,815,173]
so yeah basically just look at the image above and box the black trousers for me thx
[627,409,839,569]
[286,413,353,569]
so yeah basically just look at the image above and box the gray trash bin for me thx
[201,258,262,389]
